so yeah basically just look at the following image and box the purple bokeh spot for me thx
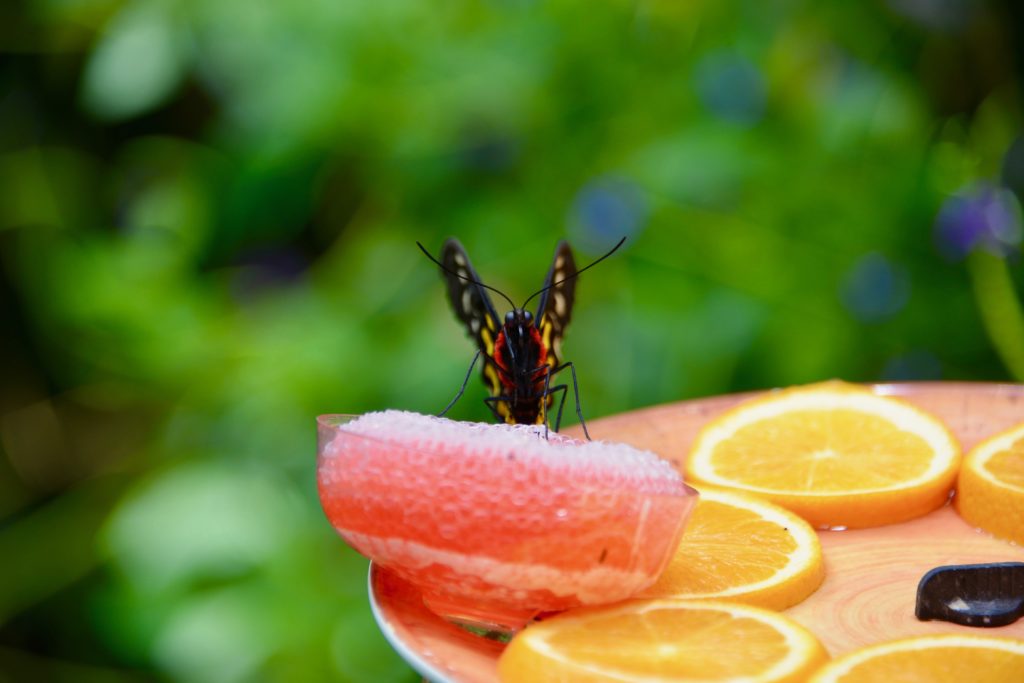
[229,247,309,302]
[934,182,1022,261]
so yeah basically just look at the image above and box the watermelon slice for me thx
[317,411,698,630]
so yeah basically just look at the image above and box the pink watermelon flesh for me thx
[317,410,697,629]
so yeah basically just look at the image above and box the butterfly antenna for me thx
[416,242,518,311]
[521,236,627,309]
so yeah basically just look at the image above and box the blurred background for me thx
[2,0,1024,680]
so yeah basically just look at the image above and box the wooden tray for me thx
[369,382,1024,682]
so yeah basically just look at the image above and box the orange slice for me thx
[637,487,824,610]
[685,381,961,529]
[498,599,829,683]
[808,634,1024,682]
[956,421,1024,544]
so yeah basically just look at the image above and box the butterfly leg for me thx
[535,364,564,439]
[547,361,591,440]
[439,349,482,417]
[483,394,512,423]
[543,383,569,437]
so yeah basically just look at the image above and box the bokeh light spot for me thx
[694,52,766,126]
[887,0,977,32]
[229,247,310,302]
[568,176,647,253]
[840,252,910,322]
[104,462,303,594]
[153,588,271,683]
[882,350,943,381]
[80,2,188,121]
[934,182,1023,261]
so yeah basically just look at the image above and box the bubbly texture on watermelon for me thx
[317,410,698,629]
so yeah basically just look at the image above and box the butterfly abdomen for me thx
[493,321,551,425]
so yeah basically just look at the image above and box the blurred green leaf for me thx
[0,478,125,624]
[151,585,276,683]
[104,462,306,595]
[80,1,188,120]
[3,0,1024,681]
[331,606,419,683]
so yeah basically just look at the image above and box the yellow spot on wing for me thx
[540,317,558,367]
[480,327,495,355]
[484,364,502,396]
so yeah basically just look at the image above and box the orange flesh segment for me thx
[956,424,1024,545]
[499,601,829,682]
[545,609,790,677]
[655,499,795,590]
[810,637,1024,683]
[714,409,934,492]
[986,437,1024,489]
[847,647,1024,679]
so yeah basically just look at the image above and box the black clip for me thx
[916,562,1024,627]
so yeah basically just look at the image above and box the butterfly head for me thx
[499,308,544,376]
[505,309,533,330]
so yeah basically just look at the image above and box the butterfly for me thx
[418,237,625,438]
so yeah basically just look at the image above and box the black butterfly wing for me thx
[535,240,577,375]
[440,239,509,419]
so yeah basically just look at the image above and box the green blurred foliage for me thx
[1,0,1023,680]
